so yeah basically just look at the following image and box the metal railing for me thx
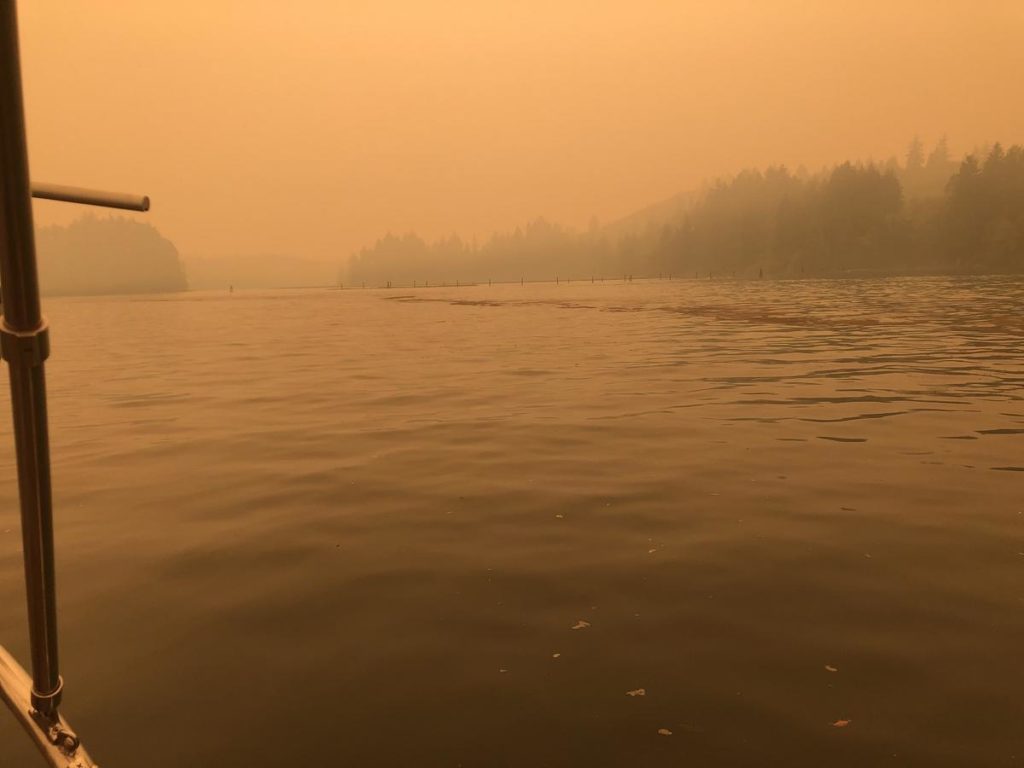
[0,2,150,764]
[30,183,149,212]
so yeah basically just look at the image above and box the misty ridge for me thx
[28,138,1023,296]
[346,138,1024,286]
[36,214,187,297]
[34,216,331,295]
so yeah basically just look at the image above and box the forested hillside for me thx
[346,140,1024,285]
[36,215,188,296]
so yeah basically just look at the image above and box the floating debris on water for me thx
[552,653,561,658]
[825,665,838,672]
[657,728,673,736]
[571,620,591,630]
[831,719,851,728]
[626,688,646,697]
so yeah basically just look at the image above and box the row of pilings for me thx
[339,271,767,289]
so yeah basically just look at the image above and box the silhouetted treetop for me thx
[35,214,188,296]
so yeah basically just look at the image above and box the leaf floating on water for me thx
[831,719,851,728]
[571,620,591,630]
[657,728,673,736]
[552,653,561,658]
[825,665,838,673]
[555,514,564,519]
[499,668,508,673]
[626,688,646,697]
[647,548,657,554]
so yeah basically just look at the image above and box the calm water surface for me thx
[0,276,1022,767]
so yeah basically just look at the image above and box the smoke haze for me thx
[19,1,1024,269]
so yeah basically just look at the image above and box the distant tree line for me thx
[345,139,1024,285]
[344,219,607,286]
[36,215,188,296]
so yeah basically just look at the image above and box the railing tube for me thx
[0,0,63,719]
[31,182,149,212]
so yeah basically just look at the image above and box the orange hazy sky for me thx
[18,1,1024,263]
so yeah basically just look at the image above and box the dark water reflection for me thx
[0,276,1021,766]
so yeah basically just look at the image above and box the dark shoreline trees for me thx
[36,214,188,296]
[944,144,1024,272]
[346,141,1024,285]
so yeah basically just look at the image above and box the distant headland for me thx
[36,214,188,297]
